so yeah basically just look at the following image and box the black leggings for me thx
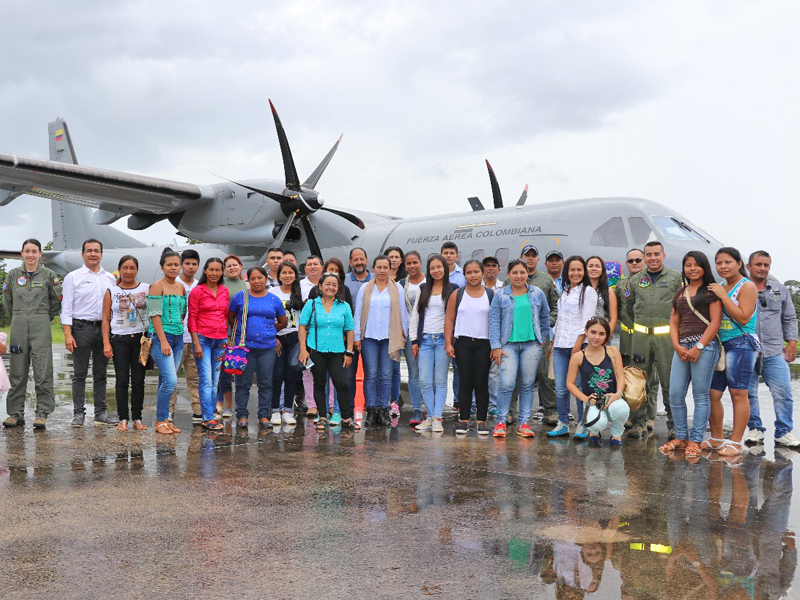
[310,350,352,420]
[110,333,146,421]
[454,337,491,421]
[272,332,299,412]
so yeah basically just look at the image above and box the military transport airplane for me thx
[0,104,723,281]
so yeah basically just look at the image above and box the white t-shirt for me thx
[403,279,423,312]
[269,287,300,336]
[422,295,446,334]
[179,278,198,343]
[454,289,490,340]
[109,282,150,335]
[300,277,320,301]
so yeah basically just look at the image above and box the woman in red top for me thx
[188,258,229,431]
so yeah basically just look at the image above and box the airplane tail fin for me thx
[48,118,145,250]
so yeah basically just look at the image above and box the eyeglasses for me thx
[759,294,767,308]
[626,258,643,264]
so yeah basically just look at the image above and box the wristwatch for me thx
[344,350,354,357]
[696,342,705,350]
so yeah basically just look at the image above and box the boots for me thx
[376,407,392,428]
[364,407,377,427]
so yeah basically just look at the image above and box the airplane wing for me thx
[0,153,214,216]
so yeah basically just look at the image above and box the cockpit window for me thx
[590,217,627,247]
[651,216,708,242]
[628,217,654,245]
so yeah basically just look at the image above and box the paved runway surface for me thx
[0,350,797,599]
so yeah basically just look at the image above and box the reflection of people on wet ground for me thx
[752,452,796,599]
[566,316,629,447]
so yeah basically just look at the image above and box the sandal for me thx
[237,418,248,429]
[685,441,701,458]
[154,421,174,434]
[167,422,182,433]
[258,418,272,429]
[202,419,224,431]
[700,437,725,451]
[306,409,319,421]
[132,420,148,431]
[659,439,687,453]
[717,440,743,457]
[316,418,328,431]
[116,420,129,431]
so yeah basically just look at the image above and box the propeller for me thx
[486,160,503,209]
[216,100,365,259]
[517,184,528,206]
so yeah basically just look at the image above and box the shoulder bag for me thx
[121,289,154,370]
[683,288,725,372]
[223,292,250,375]
[606,346,646,413]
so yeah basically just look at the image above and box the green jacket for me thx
[615,276,633,329]
[624,268,682,329]
[3,265,62,320]
[526,270,559,328]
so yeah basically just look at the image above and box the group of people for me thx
[1,236,797,455]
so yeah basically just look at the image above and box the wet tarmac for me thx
[0,348,798,599]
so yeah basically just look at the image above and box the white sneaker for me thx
[775,431,800,448]
[431,418,444,433]
[416,418,433,431]
[745,428,765,444]
[282,411,297,425]
[270,412,282,427]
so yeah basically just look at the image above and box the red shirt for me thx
[188,283,230,339]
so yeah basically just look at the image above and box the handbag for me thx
[287,339,303,372]
[683,289,725,372]
[223,292,250,375]
[123,290,154,370]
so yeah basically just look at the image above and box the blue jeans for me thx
[362,338,393,409]
[417,333,450,418]
[711,335,759,391]
[194,335,226,421]
[553,346,583,424]
[272,332,298,413]
[497,341,542,423]
[405,337,422,412]
[748,354,794,437]
[234,347,277,420]
[152,333,184,422]
[669,340,719,442]
[391,358,401,401]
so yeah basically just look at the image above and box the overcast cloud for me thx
[0,0,798,277]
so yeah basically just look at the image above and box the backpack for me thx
[453,286,494,330]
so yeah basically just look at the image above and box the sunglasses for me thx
[759,294,767,308]
[626,258,643,264]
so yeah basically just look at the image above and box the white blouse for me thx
[553,284,598,348]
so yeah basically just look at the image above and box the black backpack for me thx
[453,286,495,330]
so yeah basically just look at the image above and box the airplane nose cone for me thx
[315,193,325,208]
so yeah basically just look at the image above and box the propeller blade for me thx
[300,215,323,258]
[212,174,290,205]
[486,160,503,209]
[272,212,298,249]
[269,99,301,190]
[516,184,528,206]
[320,206,365,229]
[303,135,343,190]
[468,196,485,211]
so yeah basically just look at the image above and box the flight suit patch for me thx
[639,277,651,288]
[2,282,5,291]
[31,282,43,288]
[53,277,61,286]
[16,276,27,286]
[625,288,631,297]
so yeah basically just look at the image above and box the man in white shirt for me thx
[482,256,504,291]
[169,249,202,422]
[61,239,118,427]
[263,247,283,289]
[300,255,323,300]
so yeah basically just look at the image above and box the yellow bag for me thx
[622,366,647,413]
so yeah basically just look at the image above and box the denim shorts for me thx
[710,334,759,392]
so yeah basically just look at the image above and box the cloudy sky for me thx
[1,0,798,278]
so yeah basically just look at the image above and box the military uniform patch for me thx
[17,276,27,287]
[2,282,5,291]
[624,287,631,297]
[53,277,61,286]
[639,277,651,288]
